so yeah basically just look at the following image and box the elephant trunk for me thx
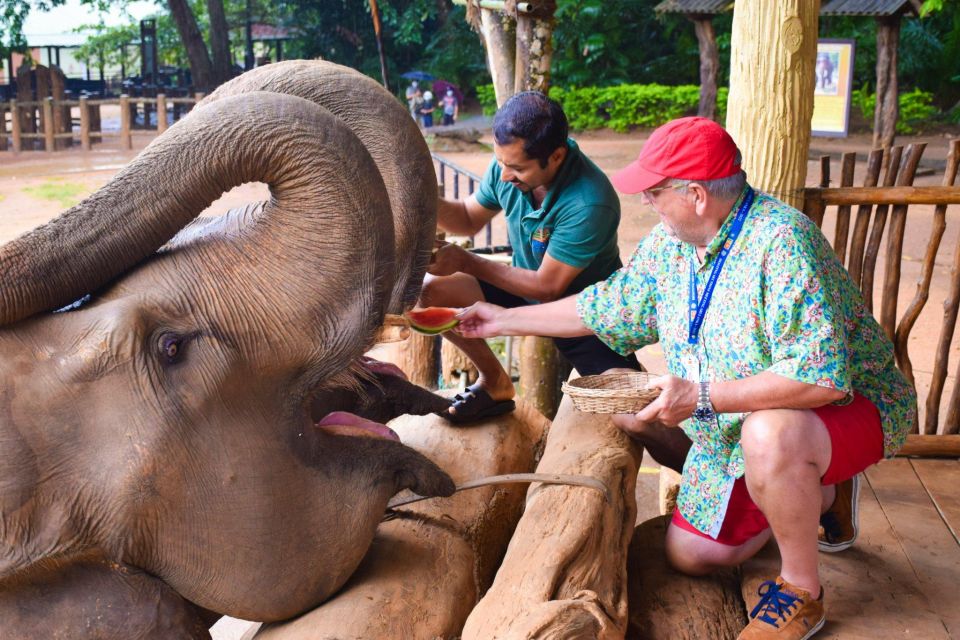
[200,60,437,313]
[0,92,394,338]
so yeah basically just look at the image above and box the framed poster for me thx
[811,39,856,137]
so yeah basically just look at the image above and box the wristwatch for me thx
[692,381,715,420]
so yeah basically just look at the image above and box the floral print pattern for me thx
[576,189,916,537]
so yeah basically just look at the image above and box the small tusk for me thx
[385,472,612,513]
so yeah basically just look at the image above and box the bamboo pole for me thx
[43,97,55,152]
[726,0,818,210]
[0,102,6,151]
[119,94,132,150]
[804,185,960,207]
[79,96,91,150]
[156,94,168,134]
[10,99,21,153]
[368,0,391,90]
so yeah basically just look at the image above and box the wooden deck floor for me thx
[741,457,960,638]
[632,455,960,638]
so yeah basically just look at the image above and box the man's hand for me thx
[454,302,507,339]
[427,241,471,277]
[636,374,698,427]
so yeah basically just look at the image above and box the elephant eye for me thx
[158,333,184,364]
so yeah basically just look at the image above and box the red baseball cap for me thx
[612,117,741,194]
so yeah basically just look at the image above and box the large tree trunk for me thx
[206,0,233,86]
[873,15,901,150]
[479,8,516,107]
[514,4,556,94]
[726,0,819,209]
[168,0,214,91]
[690,15,719,121]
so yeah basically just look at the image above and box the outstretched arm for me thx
[437,194,499,236]
[456,295,591,339]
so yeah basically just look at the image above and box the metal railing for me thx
[431,152,495,248]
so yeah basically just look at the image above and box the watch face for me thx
[693,407,714,420]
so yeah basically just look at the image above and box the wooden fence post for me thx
[0,102,7,151]
[194,92,205,112]
[119,94,132,150]
[519,336,561,419]
[397,333,440,389]
[10,99,21,153]
[43,97,55,152]
[79,96,91,150]
[156,94,168,134]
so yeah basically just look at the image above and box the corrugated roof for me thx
[654,0,734,15]
[819,0,920,16]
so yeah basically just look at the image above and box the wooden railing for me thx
[0,93,203,152]
[802,140,960,454]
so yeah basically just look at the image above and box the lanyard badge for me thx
[686,187,755,349]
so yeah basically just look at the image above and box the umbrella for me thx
[432,80,464,106]
[401,70,435,82]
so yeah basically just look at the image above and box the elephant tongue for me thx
[316,411,400,442]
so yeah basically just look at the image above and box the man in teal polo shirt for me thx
[421,90,642,423]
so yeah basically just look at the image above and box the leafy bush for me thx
[854,87,940,133]
[477,84,498,116]
[478,83,730,131]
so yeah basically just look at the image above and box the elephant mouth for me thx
[315,411,400,442]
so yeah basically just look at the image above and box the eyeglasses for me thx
[643,183,679,196]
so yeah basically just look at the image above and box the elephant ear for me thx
[199,60,437,314]
[0,91,394,360]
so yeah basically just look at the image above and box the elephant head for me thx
[0,65,453,624]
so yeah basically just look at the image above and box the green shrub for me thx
[477,84,498,116]
[478,83,730,131]
[854,87,940,134]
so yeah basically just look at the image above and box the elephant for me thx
[0,61,456,638]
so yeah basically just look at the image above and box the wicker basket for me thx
[561,372,660,414]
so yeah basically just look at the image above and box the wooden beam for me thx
[451,0,534,12]
[804,185,960,207]
[897,435,960,458]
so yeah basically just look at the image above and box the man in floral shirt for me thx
[456,117,916,640]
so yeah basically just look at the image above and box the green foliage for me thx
[854,87,940,134]
[23,180,88,208]
[549,84,701,132]
[476,84,497,115]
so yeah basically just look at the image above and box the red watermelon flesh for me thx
[405,307,460,335]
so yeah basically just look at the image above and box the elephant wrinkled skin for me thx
[0,61,453,637]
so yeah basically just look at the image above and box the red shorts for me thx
[671,392,883,547]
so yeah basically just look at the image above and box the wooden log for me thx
[833,152,857,265]
[897,434,960,458]
[156,94,168,134]
[627,515,746,639]
[119,95,132,150]
[50,65,70,149]
[805,185,960,207]
[519,335,560,420]
[726,0,818,210]
[924,140,960,435]
[10,99,21,153]
[873,16,901,150]
[658,466,681,516]
[846,149,884,286]
[370,333,440,390]
[42,98,55,152]
[253,401,550,639]
[514,10,554,94]
[16,64,35,141]
[897,142,957,408]
[862,146,902,313]
[478,8,516,107]
[79,97,91,151]
[880,144,925,343]
[461,393,643,639]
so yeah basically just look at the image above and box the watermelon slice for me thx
[405,307,460,335]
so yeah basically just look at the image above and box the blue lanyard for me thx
[687,187,755,345]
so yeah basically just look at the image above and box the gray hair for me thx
[670,151,747,200]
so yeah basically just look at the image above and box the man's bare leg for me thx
[421,273,515,413]
[740,408,832,596]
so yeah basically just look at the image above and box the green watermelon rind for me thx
[408,318,459,335]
